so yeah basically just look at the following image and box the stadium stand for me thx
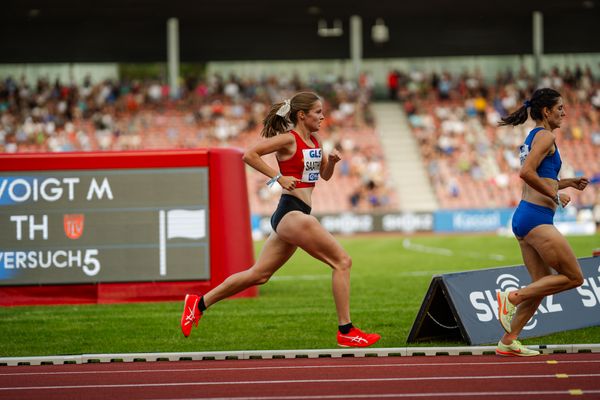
[0,74,397,214]
[1,65,598,214]
[395,65,600,210]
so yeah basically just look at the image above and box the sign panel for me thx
[409,257,600,345]
[434,207,578,233]
[252,212,434,237]
[433,208,514,233]
[0,168,210,285]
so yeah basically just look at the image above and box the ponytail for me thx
[261,101,290,138]
[261,91,321,138]
[498,88,561,127]
[499,104,529,126]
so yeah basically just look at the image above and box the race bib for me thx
[519,144,529,165]
[302,148,322,183]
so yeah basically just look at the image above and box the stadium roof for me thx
[3,0,600,62]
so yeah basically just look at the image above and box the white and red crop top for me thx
[278,130,322,188]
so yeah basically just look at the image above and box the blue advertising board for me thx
[433,207,578,233]
[408,256,600,345]
[434,208,513,232]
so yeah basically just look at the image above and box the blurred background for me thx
[2,0,599,237]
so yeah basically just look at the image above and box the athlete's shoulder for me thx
[310,132,323,146]
[531,127,555,140]
[530,129,556,153]
[274,131,297,143]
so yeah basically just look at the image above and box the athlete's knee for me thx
[335,254,352,272]
[569,271,584,288]
[561,267,584,288]
[247,269,272,286]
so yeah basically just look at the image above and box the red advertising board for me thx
[0,148,256,305]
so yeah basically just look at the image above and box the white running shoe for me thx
[497,290,516,333]
[496,340,540,357]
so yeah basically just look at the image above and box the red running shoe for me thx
[337,327,381,348]
[181,294,202,337]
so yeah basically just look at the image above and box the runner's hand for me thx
[328,151,341,164]
[572,177,589,191]
[278,176,300,191]
[558,192,570,207]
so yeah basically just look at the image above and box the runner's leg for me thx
[501,238,549,342]
[203,232,297,308]
[276,212,352,325]
[509,225,583,305]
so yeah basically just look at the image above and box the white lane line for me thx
[1,373,600,391]
[402,239,453,256]
[402,239,506,261]
[270,271,439,281]
[2,359,600,376]
[151,389,600,400]
[270,275,327,281]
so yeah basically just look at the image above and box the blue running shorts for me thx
[511,200,555,238]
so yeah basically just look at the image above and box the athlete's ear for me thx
[543,106,550,119]
[298,110,305,120]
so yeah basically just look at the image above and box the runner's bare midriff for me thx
[522,177,558,211]
[282,187,313,208]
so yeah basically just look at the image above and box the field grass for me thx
[1,233,599,357]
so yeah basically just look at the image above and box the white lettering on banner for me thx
[577,276,600,307]
[0,249,101,276]
[321,214,373,234]
[86,178,114,200]
[40,178,62,202]
[10,215,28,240]
[382,213,433,232]
[0,177,80,202]
[469,291,493,322]
[82,249,100,276]
[528,295,562,331]
[54,251,68,268]
[453,212,500,231]
[10,215,48,240]
[301,149,321,183]
[15,251,26,267]
[468,282,564,330]
[496,273,520,291]
[543,295,563,313]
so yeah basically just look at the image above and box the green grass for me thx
[1,233,599,357]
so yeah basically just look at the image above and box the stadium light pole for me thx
[532,11,543,86]
[167,18,180,99]
[350,15,362,81]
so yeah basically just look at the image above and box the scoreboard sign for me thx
[0,149,255,305]
[1,168,209,285]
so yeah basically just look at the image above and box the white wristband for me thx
[266,173,282,187]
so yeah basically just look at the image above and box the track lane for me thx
[1,353,599,400]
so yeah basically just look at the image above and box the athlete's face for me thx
[545,97,566,130]
[303,101,324,132]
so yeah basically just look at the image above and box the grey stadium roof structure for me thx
[2,0,600,62]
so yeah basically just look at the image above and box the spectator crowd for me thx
[392,65,600,213]
[0,72,394,214]
[1,64,599,221]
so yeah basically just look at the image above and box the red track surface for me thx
[2,353,600,399]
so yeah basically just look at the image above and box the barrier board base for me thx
[408,256,600,345]
[407,276,466,343]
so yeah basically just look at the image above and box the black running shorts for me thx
[270,194,312,232]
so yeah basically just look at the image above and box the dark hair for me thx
[498,88,562,126]
[261,92,321,138]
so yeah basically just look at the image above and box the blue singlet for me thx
[519,127,562,179]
